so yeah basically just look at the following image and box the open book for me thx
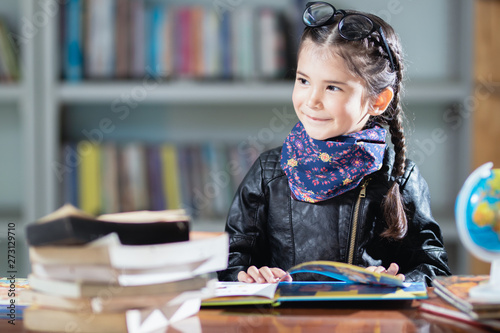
[26,204,190,246]
[203,260,427,306]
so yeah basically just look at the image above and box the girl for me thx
[217,2,451,285]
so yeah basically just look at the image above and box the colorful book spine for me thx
[78,141,101,215]
[123,143,149,211]
[114,0,129,78]
[61,142,79,207]
[158,6,173,78]
[177,6,192,77]
[100,142,119,214]
[190,6,204,78]
[130,0,146,78]
[147,145,166,211]
[0,21,20,81]
[64,0,83,81]
[219,11,232,79]
[85,0,116,78]
[147,5,162,78]
[202,9,220,78]
[161,144,181,210]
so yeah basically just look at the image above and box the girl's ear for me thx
[368,87,394,116]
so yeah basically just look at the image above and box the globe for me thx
[456,162,500,300]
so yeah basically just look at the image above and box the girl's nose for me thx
[306,89,322,110]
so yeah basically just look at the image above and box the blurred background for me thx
[0,0,498,278]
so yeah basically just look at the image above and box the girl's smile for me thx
[302,113,331,122]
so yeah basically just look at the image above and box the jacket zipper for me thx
[347,179,368,265]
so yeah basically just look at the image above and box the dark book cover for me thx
[26,205,190,246]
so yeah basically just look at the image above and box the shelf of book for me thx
[58,141,264,222]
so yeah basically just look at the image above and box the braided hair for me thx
[299,10,408,240]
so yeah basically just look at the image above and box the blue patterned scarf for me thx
[280,122,387,202]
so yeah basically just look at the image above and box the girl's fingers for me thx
[386,263,399,276]
[237,267,293,283]
[274,271,293,282]
[259,266,277,283]
[237,270,253,283]
[366,263,401,277]
[237,266,262,283]
[270,268,293,282]
[247,265,266,283]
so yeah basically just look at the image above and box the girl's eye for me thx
[297,77,308,85]
[327,85,340,91]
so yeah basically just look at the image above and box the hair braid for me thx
[380,47,408,240]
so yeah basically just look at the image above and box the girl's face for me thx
[292,41,373,140]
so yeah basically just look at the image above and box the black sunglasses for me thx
[303,2,396,72]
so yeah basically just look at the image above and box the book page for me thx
[36,204,190,224]
[287,261,405,287]
[36,204,94,223]
[214,282,279,299]
[97,209,189,223]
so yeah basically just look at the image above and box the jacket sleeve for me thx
[217,155,269,281]
[396,161,452,285]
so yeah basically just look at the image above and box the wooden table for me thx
[0,296,492,333]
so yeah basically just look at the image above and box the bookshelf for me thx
[0,0,469,276]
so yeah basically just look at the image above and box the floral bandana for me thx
[280,122,387,202]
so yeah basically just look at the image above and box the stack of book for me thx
[22,204,228,332]
[420,275,500,331]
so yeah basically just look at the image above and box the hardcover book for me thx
[432,275,500,319]
[203,281,427,307]
[25,203,190,246]
[203,260,427,307]
[420,288,500,331]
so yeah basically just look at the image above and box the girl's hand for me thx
[237,266,293,283]
[366,263,405,281]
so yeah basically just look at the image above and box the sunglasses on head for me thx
[303,1,396,72]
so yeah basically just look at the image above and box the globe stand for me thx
[469,259,500,301]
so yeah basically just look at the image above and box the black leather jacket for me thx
[217,146,451,286]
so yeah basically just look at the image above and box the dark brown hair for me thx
[298,10,408,240]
